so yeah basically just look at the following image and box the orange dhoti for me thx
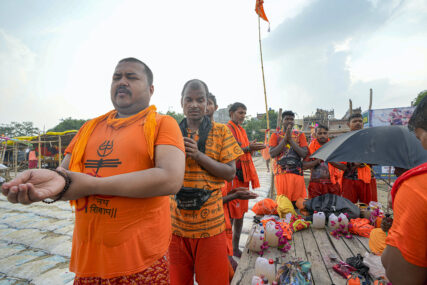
[342,178,376,204]
[223,177,250,219]
[308,182,341,198]
[274,173,307,201]
[169,232,229,285]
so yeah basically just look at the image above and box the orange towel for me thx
[369,228,387,255]
[227,121,260,188]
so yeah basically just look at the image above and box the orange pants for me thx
[224,178,250,219]
[342,178,377,204]
[169,232,229,285]
[274,173,307,201]
[308,182,341,198]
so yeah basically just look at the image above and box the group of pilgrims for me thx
[1,57,426,285]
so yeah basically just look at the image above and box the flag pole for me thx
[258,16,270,136]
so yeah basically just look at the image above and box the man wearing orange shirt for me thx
[341,113,377,203]
[303,124,344,198]
[169,79,243,285]
[269,111,308,202]
[2,58,186,284]
[381,97,427,285]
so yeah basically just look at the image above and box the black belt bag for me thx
[175,187,213,210]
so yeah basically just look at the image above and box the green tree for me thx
[413,90,427,106]
[49,117,88,132]
[166,111,185,124]
[0,121,40,137]
[242,109,279,141]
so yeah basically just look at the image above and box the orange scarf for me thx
[227,121,260,188]
[357,165,372,184]
[309,139,342,184]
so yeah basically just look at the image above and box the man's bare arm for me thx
[2,145,185,203]
[382,245,427,285]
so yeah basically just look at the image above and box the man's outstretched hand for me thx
[1,169,65,204]
[228,187,258,200]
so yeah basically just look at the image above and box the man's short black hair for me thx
[282,110,295,119]
[348,113,363,122]
[208,93,217,107]
[316,124,329,132]
[118,57,153,86]
[229,102,247,115]
[181,79,209,98]
[409,95,427,131]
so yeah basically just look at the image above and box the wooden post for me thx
[369,88,373,110]
[38,134,41,169]
[13,142,17,177]
[58,135,62,166]
[349,99,353,117]
[0,142,5,165]
[258,16,270,132]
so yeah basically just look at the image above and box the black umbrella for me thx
[311,126,427,170]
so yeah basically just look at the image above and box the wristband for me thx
[42,169,72,204]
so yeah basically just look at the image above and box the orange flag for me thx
[255,0,269,23]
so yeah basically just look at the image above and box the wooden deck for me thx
[231,226,370,285]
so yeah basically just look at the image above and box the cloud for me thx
[259,0,422,118]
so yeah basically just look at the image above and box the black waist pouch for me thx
[175,187,213,210]
[236,168,244,182]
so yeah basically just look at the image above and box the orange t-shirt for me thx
[170,121,243,239]
[64,114,185,278]
[386,174,427,267]
[269,130,308,176]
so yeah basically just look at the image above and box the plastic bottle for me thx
[312,211,326,228]
[265,221,280,247]
[255,257,275,283]
[251,275,263,285]
[248,228,265,252]
[338,213,349,230]
[328,213,339,229]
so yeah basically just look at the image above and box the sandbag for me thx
[303,194,360,220]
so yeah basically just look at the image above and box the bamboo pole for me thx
[369,88,373,110]
[58,135,62,166]
[258,16,270,133]
[38,133,41,169]
[13,142,17,176]
[349,99,353,117]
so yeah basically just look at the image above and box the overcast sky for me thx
[0,0,425,130]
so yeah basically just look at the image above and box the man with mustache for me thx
[169,79,242,285]
[2,57,186,284]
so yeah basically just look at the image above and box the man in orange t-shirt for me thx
[2,58,186,284]
[382,97,427,285]
[303,124,344,198]
[269,111,308,202]
[169,79,242,285]
[341,113,377,204]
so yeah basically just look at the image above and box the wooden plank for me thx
[311,228,347,285]
[293,230,308,260]
[355,236,370,253]
[300,227,332,285]
[342,234,369,256]
[325,228,354,261]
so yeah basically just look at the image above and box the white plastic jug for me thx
[328,213,339,229]
[265,221,280,247]
[248,227,265,252]
[255,257,275,283]
[312,212,326,228]
[251,275,263,285]
[338,213,349,230]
